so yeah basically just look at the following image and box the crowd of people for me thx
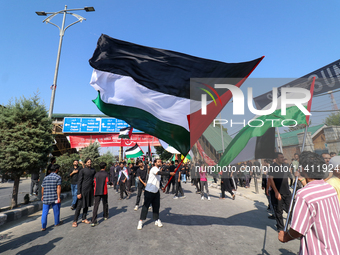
[37,150,340,254]
[38,157,238,231]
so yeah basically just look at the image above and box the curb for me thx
[0,191,71,227]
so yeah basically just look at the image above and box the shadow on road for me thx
[108,206,128,218]
[154,199,278,233]
[0,226,56,253]
[15,237,62,255]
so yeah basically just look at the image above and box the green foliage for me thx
[324,112,340,126]
[79,142,101,169]
[0,94,53,177]
[78,143,114,171]
[154,146,173,161]
[98,151,114,171]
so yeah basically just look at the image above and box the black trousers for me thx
[126,178,131,192]
[74,198,88,222]
[131,175,135,187]
[136,182,145,206]
[166,178,175,193]
[221,179,234,198]
[194,178,201,192]
[239,177,245,187]
[120,182,128,199]
[175,181,184,196]
[270,192,292,231]
[140,190,160,221]
[31,179,39,194]
[91,195,108,223]
[112,177,117,189]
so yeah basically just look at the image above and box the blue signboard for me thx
[63,117,142,133]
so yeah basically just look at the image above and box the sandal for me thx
[41,228,46,231]
[82,219,90,224]
[72,222,78,227]
[232,195,236,200]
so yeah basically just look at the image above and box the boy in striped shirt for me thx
[278,151,340,255]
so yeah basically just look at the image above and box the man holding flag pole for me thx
[137,158,175,230]
[276,78,340,254]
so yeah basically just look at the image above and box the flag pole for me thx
[220,113,225,153]
[284,77,315,232]
[162,153,187,192]
[119,138,123,161]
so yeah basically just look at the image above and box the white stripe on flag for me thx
[90,69,207,132]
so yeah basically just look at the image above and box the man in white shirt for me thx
[137,158,175,230]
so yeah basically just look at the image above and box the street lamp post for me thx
[36,5,95,119]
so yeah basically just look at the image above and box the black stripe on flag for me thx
[125,143,139,153]
[119,127,131,132]
[89,34,263,100]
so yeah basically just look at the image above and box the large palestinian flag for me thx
[89,34,263,155]
[218,78,315,167]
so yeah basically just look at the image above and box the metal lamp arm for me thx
[42,13,61,31]
[64,13,86,32]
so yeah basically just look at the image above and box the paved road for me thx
[0,178,34,208]
[0,181,299,255]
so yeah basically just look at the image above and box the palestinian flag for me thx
[125,143,143,158]
[118,127,133,139]
[218,78,315,167]
[159,139,180,154]
[89,34,263,155]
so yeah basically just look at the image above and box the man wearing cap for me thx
[278,151,340,254]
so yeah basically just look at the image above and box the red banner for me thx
[68,134,160,148]
[196,140,216,166]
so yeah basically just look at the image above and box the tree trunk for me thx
[11,176,20,209]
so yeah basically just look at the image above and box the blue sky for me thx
[1,0,339,144]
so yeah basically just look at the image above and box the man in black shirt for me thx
[46,157,56,176]
[117,162,129,200]
[174,162,185,199]
[114,163,120,193]
[268,152,292,232]
[134,160,148,210]
[125,162,132,193]
[69,160,82,210]
[220,169,235,200]
[91,162,109,227]
[166,161,176,194]
[109,162,116,187]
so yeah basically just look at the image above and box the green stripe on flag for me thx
[218,106,307,167]
[93,92,190,155]
[126,150,143,158]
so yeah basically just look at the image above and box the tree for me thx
[78,142,116,171]
[324,112,340,126]
[79,142,101,167]
[154,146,173,161]
[0,94,53,208]
[98,151,114,171]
